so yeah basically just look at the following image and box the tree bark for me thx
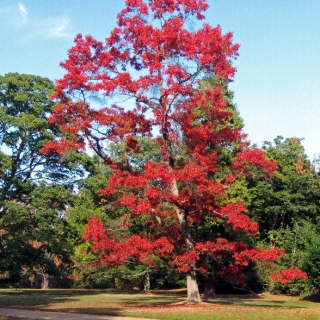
[172,179,201,302]
[143,269,150,293]
[203,281,216,300]
[187,270,201,302]
[41,272,50,289]
[162,99,201,302]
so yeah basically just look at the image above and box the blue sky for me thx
[1,0,320,160]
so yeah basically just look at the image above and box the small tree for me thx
[43,0,283,301]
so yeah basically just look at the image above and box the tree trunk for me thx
[41,272,50,289]
[187,270,201,302]
[203,281,216,300]
[172,178,201,303]
[143,270,150,293]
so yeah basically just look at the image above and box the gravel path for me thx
[0,308,157,320]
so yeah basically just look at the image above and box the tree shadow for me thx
[204,294,307,309]
[0,288,183,317]
[303,292,320,303]
[0,317,30,320]
[0,289,116,314]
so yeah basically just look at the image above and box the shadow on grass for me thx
[303,292,320,303]
[43,307,122,317]
[0,288,182,317]
[0,289,123,317]
[0,317,29,320]
[0,288,316,318]
[208,299,305,309]
[199,293,314,310]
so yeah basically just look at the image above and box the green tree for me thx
[247,136,320,240]
[29,183,75,289]
[233,136,320,295]
[268,220,319,295]
[0,73,86,288]
[67,155,115,288]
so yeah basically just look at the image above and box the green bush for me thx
[304,241,320,289]
[270,279,315,297]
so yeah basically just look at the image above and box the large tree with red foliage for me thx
[42,0,284,301]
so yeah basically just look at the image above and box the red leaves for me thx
[39,138,85,156]
[232,246,284,267]
[255,248,285,262]
[193,25,239,74]
[175,163,206,183]
[46,0,241,159]
[194,239,284,286]
[220,203,259,235]
[195,238,234,256]
[49,100,93,136]
[126,136,140,153]
[84,217,173,266]
[270,269,308,285]
[153,237,174,256]
[53,34,104,97]
[99,169,147,196]
[169,250,200,273]
[232,149,276,178]
[195,240,283,268]
[144,161,172,185]
[149,0,209,20]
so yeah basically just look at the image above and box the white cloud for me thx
[0,2,73,40]
[24,18,73,40]
[18,2,27,22]
[47,18,72,38]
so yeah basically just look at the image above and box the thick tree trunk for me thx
[203,281,216,300]
[41,272,50,289]
[187,270,201,302]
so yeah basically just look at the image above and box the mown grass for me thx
[0,289,319,320]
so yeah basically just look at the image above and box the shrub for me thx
[270,268,313,296]
[270,268,308,285]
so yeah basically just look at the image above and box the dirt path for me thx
[0,308,158,320]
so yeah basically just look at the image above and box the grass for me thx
[0,289,319,319]
[0,318,30,320]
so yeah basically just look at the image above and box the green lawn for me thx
[0,289,319,320]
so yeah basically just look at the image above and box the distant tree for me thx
[227,136,320,296]
[0,73,86,288]
[246,136,320,240]
[66,155,114,288]
[43,0,284,301]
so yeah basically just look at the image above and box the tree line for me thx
[1,0,320,302]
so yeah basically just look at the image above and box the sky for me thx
[1,0,320,160]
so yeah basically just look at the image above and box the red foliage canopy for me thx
[42,0,281,298]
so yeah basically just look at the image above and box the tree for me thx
[43,0,283,302]
[0,73,86,288]
[66,155,114,288]
[246,136,320,240]
[0,73,83,198]
[227,136,320,296]
[29,183,75,289]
